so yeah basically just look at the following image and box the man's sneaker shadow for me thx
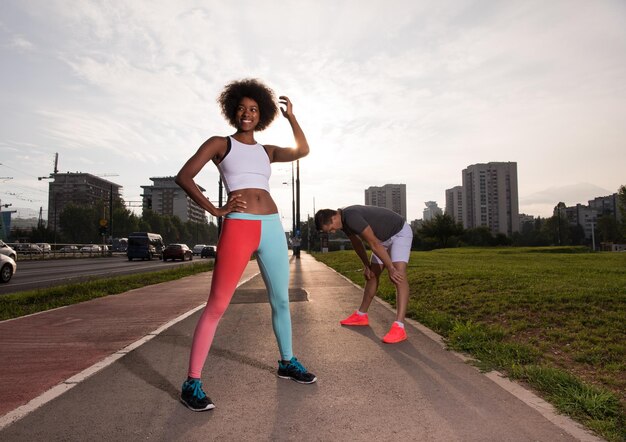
[340,322,422,357]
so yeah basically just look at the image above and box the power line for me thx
[0,162,42,180]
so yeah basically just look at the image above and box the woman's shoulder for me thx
[204,135,229,145]
[198,135,229,158]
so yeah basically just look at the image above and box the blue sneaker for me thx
[277,357,317,384]
[180,379,215,411]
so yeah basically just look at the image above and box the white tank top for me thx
[216,136,271,193]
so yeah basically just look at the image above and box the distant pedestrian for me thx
[175,78,316,412]
[291,234,301,258]
[315,205,413,343]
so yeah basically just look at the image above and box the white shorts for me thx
[370,222,413,265]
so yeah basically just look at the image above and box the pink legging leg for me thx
[187,219,260,379]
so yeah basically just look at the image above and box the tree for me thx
[568,223,586,245]
[419,213,464,248]
[59,204,98,243]
[618,185,626,238]
[543,211,571,246]
[553,202,567,246]
[111,206,141,238]
[462,226,494,246]
[596,215,621,243]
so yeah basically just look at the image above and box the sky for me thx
[1,0,625,231]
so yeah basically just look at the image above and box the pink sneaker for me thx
[340,311,369,326]
[382,323,407,343]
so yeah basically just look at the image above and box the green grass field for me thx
[313,247,626,442]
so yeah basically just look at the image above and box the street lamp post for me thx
[291,163,296,235]
[53,195,57,245]
[590,220,596,251]
[218,177,224,237]
[109,184,113,239]
[296,160,300,235]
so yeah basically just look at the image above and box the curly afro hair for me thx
[218,78,279,132]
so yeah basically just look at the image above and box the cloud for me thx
[7,34,35,52]
[1,0,625,223]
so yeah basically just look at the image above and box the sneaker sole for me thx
[277,374,318,384]
[179,396,216,411]
[340,322,369,326]
[382,336,407,344]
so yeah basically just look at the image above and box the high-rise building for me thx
[141,177,207,224]
[364,184,407,219]
[423,201,443,221]
[462,162,519,235]
[445,186,463,223]
[48,173,122,233]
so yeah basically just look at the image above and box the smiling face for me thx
[235,97,260,132]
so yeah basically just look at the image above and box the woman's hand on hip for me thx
[217,193,247,217]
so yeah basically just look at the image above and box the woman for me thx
[175,79,316,412]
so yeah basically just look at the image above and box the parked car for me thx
[200,245,217,258]
[59,245,79,253]
[192,244,208,256]
[14,243,42,254]
[0,254,16,283]
[80,245,102,253]
[37,243,52,254]
[0,240,17,260]
[162,244,193,261]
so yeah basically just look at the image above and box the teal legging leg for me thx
[256,216,292,361]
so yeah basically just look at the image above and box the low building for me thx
[48,173,123,233]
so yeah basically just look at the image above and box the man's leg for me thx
[382,223,412,343]
[392,261,409,322]
[359,263,383,313]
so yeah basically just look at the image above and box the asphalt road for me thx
[0,254,598,441]
[0,255,212,295]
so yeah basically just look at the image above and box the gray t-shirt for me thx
[340,205,405,241]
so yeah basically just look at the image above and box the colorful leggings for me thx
[187,213,292,379]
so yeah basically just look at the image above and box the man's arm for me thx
[348,233,375,280]
[348,233,370,268]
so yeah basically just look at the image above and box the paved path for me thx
[0,253,600,441]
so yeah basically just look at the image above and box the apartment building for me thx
[445,186,463,223]
[364,184,407,220]
[564,193,621,240]
[48,173,122,233]
[141,177,206,224]
[461,162,519,235]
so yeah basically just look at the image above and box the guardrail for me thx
[6,243,123,261]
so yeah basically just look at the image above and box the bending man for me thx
[315,205,413,343]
